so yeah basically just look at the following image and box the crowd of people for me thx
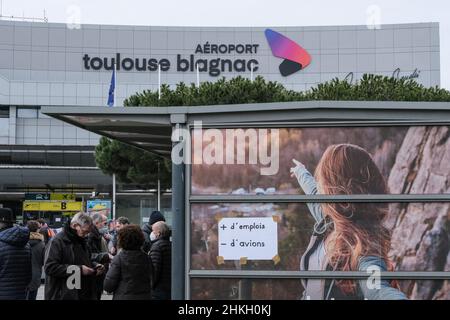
[0,207,171,300]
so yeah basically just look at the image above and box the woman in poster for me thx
[290,143,407,300]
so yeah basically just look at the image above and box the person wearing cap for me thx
[0,208,32,300]
[141,211,165,253]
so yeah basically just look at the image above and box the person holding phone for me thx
[290,143,407,300]
[44,212,105,300]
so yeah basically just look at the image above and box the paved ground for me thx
[36,284,112,300]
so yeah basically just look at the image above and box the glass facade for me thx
[116,193,172,226]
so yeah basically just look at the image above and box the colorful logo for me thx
[265,29,311,76]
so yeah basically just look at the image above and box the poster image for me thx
[191,126,450,300]
[86,199,112,219]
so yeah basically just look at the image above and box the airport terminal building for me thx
[0,20,441,225]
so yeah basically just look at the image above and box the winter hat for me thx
[0,208,15,223]
[149,210,165,226]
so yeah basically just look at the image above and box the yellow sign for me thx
[23,201,82,212]
[23,202,40,211]
[50,194,76,201]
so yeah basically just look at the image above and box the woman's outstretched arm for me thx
[290,159,324,224]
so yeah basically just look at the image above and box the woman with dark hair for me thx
[103,224,152,300]
[291,143,407,300]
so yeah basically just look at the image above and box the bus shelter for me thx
[42,101,450,300]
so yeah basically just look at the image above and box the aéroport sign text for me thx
[81,29,311,77]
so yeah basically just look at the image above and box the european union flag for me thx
[107,68,115,107]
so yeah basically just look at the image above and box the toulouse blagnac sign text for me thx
[81,28,423,81]
[82,43,260,77]
[81,29,312,77]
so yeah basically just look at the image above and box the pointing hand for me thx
[290,159,305,178]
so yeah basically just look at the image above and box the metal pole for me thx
[196,63,199,88]
[114,60,117,107]
[171,125,186,300]
[157,161,161,211]
[157,178,161,211]
[112,173,116,220]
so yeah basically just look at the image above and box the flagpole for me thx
[114,60,117,107]
[158,63,161,99]
[196,63,199,88]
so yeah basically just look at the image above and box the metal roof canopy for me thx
[42,100,450,300]
[42,100,450,159]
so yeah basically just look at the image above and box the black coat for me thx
[103,249,152,300]
[141,223,152,253]
[39,226,51,245]
[149,237,171,297]
[44,225,97,300]
[28,232,45,291]
[0,226,32,300]
[87,226,110,300]
[87,227,109,263]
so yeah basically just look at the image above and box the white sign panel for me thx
[218,217,278,260]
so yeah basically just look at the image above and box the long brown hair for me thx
[314,144,395,294]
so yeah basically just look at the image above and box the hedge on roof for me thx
[95,74,450,188]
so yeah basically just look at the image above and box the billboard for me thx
[191,126,449,195]
[190,125,450,300]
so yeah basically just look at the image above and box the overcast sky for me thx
[1,0,449,89]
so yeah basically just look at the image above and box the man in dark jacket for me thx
[148,221,171,300]
[0,208,32,300]
[110,216,129,256]
[26,220,45,300]
[44,212,105,300]
[87,212,111,300]
[142,210,165,253]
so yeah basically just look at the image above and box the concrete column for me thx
[170,114,187,300]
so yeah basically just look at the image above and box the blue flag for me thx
[107,68,115,107]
